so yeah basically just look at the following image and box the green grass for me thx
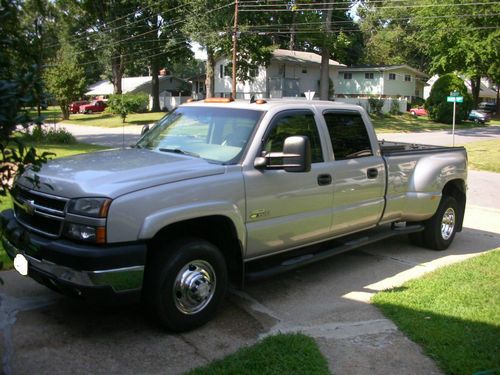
[0,141,108,270]
[464,139,500,173]
[372,113,497,133]
[372,250,500,375]
[186,333,330,375]
[62,111,166,127]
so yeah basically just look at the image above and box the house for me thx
[86,75,190,110]
[333,65,428,103]
[214,49,345,99]
[423,75,498,102]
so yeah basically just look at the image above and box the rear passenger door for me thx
[323,110,386,236]
[243,110,334,259]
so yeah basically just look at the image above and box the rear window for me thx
[323,112,373,160]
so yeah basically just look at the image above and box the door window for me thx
[323,112,373,160]
[264,111,323,163]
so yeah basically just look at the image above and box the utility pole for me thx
[231,0,239,99]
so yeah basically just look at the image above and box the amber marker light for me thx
[96,227,107,244]
[98,199,112,218]
[204,97,234,103]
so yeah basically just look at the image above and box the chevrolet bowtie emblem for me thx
[22,199,36,216]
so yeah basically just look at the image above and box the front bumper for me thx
[1,209,147,302]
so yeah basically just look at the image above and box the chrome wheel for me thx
[441,207,456,240]
[173,260,216,315]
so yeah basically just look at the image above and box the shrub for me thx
[27,126,76,144]
[107,93,149,122]
[425,74,472,124]
[389,99,401,115]
[368,97,385,115]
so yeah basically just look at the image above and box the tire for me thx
[143,237,227,332]
[87,109,93,114]
[420,195,460,250]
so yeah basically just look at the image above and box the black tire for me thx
[420,195,460,251]
[143,237,227,332]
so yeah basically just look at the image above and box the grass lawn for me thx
[372,113,496,133]
[464,139,500,173]
[0,141,108,270]
[62,111,166,127]
[372,250,500,375]
[187,333,330,375]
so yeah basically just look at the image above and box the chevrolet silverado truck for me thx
[1,99,467,331]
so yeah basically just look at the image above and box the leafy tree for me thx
[44,44,87,120]
[425,74,472,124]
[107,93,148,122]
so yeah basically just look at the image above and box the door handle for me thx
[317,174,332,186]
[367,168,378,179]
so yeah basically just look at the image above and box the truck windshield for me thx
[136,106,264,164]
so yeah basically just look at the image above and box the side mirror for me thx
[254,136,311,173]
[141,124,150,135]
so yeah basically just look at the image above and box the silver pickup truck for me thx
[1,99,467,331]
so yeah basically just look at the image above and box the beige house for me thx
[333,65,428,103]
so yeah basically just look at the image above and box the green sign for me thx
[447,96,463,103]
[450,91,460,97]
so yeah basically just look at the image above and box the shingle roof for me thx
[272,49,345,67]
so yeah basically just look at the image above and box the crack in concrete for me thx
[0,293,58,375]
[178,334,211,363]
[358,250,424,267]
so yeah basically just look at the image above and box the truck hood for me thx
[17,148,226,198]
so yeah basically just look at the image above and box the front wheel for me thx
[143,237,227,332]
[411,195,460,251]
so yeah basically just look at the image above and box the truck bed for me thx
[378,140,465,156]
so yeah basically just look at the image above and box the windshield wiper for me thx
[159,148,200,158]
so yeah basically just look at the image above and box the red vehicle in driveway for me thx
[69,100,89,114]
[409,107,428,116]
[79,100,107,114]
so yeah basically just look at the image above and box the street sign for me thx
[450,90,460,97]
[447,96,463,103]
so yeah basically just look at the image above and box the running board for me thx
[245,225,423,282]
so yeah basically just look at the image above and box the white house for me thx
[214,49,345,99]
[333,65,428,103]
[86,75,190,110]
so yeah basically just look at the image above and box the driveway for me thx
[1,126,499,374]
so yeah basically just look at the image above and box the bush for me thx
[368,97,385,116]
[389,99,401,115]
[107,93,149,122]
[27,126,76,144]
[425,74,472,124]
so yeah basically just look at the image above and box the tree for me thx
[44,44,87,120]
[425,74,472,124]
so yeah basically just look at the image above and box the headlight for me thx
[65,223,106,244]
[67,197,111,218]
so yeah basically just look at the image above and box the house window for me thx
[389,73,396,80]
[344,73,352,80]
[302,67,307,74]
[405,74,411,82]
[219,64,224,79]
[365,73,374,79]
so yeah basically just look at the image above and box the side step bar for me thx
[245,225,424,282]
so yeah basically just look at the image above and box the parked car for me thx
[468,110,490,124]
[409,107,428,116]
[69,100,90,114]
[477,102,496,114]
[79,100,107,114]
[2,99,468,332]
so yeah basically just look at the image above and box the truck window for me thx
[263,111,324,163]
[323,112,373,160]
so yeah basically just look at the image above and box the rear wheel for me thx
[143,237,227,332]
[409,195,459,251]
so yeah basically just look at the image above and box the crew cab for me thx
[79,100,106,114]
[1,99,467,332]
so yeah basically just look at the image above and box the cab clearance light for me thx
[255,99,267,104]
[204,97,234,103]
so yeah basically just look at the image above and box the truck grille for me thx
[12,185,68,238]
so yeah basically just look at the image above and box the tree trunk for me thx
[470,75,481,108]
[206,47,215,98]
[60,104,70,120]
[112,54,123,94]
[151,58,160,112]
[496,84,499,115]
[319,7,333,100]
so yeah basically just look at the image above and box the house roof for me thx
[340,64,428,78]
[86,76,185,96]
[272,49,345,67]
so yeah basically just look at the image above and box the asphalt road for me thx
[0,126,499,374]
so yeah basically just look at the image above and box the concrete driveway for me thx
[1,126,499,374]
